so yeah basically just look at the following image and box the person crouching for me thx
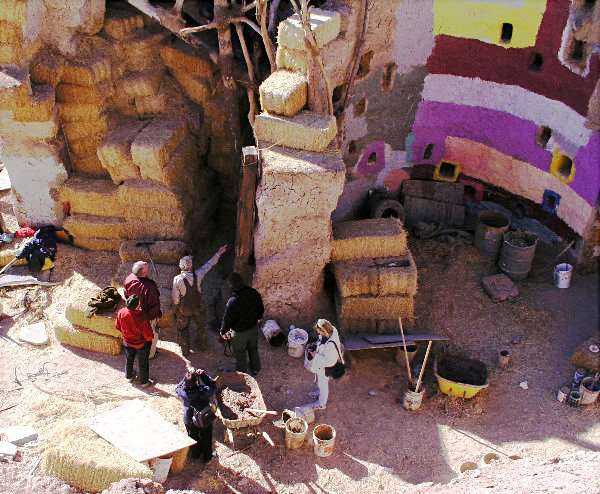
[176,367,217,463]
[115,295,154,387]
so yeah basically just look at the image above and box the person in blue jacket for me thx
[175,367,217,463]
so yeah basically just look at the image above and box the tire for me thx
[370,198,406,223]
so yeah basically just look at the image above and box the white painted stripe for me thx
[422,74,593,147]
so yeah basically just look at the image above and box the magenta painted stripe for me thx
[411,101,599,204]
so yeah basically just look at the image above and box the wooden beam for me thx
[235,146,260,282]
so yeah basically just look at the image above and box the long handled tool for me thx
[414,340,433,393]
[398,317,413,384]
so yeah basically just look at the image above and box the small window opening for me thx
[542,190,561,215]
[348,140,357,155]
[536,126,552,147]
[357,51,374,79]
[382,63,397,91]
[438,161,456,178]
[556,155,573,179]
[367,152,377,166]
[500,23,513,43]
[332,83,347,106]
[570,40,585,62]
[528,52,543,71]
[423,144,434,160]
[354,97,367,116]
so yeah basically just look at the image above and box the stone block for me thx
[481,274,519,303]
[278,8,341,51]
[259,70,307,117]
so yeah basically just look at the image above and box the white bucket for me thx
[554,263,573,289]
[403,387,424,411]
[261,319,282,341]
[313,424,336,457]
[151,456,173,483]
[580,377,600,405]
[288,328,308,358]
[285,417,308,449]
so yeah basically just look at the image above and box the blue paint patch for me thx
[542,189,561,215]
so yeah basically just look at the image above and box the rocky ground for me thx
[0,193,598,494]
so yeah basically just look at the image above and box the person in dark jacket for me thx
[175,367,217,462]
[115,295,154,387]
[220,272,264,375]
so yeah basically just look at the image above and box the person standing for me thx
[124,261,162,359]
[304,319,343,410]
[175,367,217,463]
[220,272,264,376]
[172,245,228,356]
[115,295,154,387]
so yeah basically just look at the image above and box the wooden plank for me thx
[234,146,259,282]
[88,400,195,462]
[342,333,448,351]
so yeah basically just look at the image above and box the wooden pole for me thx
[398,317,413,384]
[414,340,433,393]
[235,146,259,282]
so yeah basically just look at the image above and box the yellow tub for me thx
[434,359,489,399]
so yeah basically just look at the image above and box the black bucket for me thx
[474,211,510,259]
[498,231,538,281]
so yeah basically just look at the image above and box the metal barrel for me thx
[474,210,510,259]
[498,231,538,280]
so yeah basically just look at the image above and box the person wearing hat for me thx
[304,319,343,410]
[115,295,155,387]
[172,245,228,356]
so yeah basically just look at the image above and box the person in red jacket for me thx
[115,295,154,387]
[124,261,162,360]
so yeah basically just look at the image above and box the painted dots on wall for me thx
[550,150,575,184]
[423,143,434,160]
[500,22,513,44]
[542,189,561,215]
[382,63,398,92]
[357,51,374,79]
[528,52,543,72]
[535,126,552,148]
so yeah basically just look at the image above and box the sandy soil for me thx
[0,206,598,493]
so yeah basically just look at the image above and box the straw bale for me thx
[254,111,337,152]
[161,40,214,77]
[97,119,149,183]
[0,65,30,111]
[278,8,341,51]
[0,0,26,24]
[170,447,189,474]
[119,240,187,264]
[54,322,122,355]
[62,56,111,86]
[0,20,22,45]
[42,422,151,492]
[131,116,188,173]
[126,221,186,242]
[56,81,114,104]
[73,236,121,252]
[124,49,163,73]
[67,134,104,159]
[118,180,184,209]
[65,299,121,339]
[170,69,212,106]
[71,155,108,177]
[13,84,54,122]
[126,25,169,51]
[333,252,418,297]
[259,70,307,117]
[336,317,377,333]
[111,87,138,117]
[122,70,163,98]
[58,102,105,122]
[134,93,167,116]
[30,49,64,88]
[0,44,21,64]
[141,135,197,186]
[63,213,126,240]
[113,262,178,290]
[103,5,145,40]
[331,218,408,261]
[0,245,26,267]
[59,176,123,218]
[337,294,414,321]
[63,114,108,141]
[125,206,186,229]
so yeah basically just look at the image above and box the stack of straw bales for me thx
[331,218,418,333]
[0,0,42,66]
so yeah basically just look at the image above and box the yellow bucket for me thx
[434,358,489,399]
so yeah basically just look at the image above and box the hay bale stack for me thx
[42,422,151,492]
[118,25,169,72]
[278,8,341,51]
[54,322,122,355]
[73,237,122,252]
[0,1,27,26]
[169,69,213,106]
[63,214,126,241]
[97,118,149,183]
[121,70,163,98]
[119,240,187,264]
[103,3,145,41]
[14,84,55,122]
[58,102,105,123]
[62,115,109,141]
[160,39,215,78]
[65,303,120,339]
[118,180,185,210]
[331,218,408,261]
[337,294,414,322]
[61,56,111,87]
[59,176,123,218]
[254,111,337,152]
[259,70,307,117]
[56,81,114,104]
[30,49,65,88]
[0,65,30,112]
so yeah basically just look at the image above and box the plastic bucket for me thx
[554,263,573,289]
[151,456,173,483]
[474,211,510,259]
[285,417,308,449]
[288,328,308,358]
[499,231,538,281]
[402,386,424,411]
[261,320,285,346]
[580,377,600,405]
[313,424,336,457]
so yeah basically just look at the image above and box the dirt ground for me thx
[0,199,598,493]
